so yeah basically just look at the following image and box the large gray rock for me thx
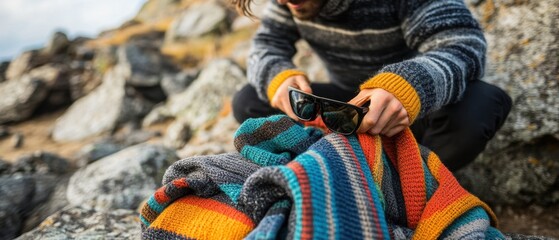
[11,151,71,175]
[163,59,246,130]
[0,175,58,239]
[52,67,153,142]
[165,1,228,43]
[16,206,140,240]
[134,0,184,24]
[116,42,164,87]
[0,61,9,82]
[66,144,177,210]
[160,69,198,96]
[5,50,49,80]
[44,31,70,56]
[457,0,559,205]
[0,75,49,124]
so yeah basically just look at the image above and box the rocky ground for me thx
[0,0,558,239]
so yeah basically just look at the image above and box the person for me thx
[230,0,512,171]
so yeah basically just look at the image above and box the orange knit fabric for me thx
[360,72,421,123]
[266,69,307,101]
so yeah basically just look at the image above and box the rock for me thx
[165,59,246,130]
[134,0,185,24]
[5,50,49,80]
[75,141,123,168]
[11,133,24,149]
[44,31,70,56]
[160,69,198,96]
[164,120,192,149]
[66,144,177,210]
[165,1,228,43]
[52,67,154,142]
[142,105,173,127]
[458,0,559,205]
[116,42,164,87]
[0,125,10,139]
[294,40,328,83]
[11,152,71,175]
[178,113,239,158]
[16,206,141,240]
[0,75,49,124]
[0,61,9,82]
[21,176,71,233]
[0,175,58,239]
[0,158,11,174]
[28,64,72,112]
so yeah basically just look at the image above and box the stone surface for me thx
[165,1,228,42]
[0,75,49,124]
[52,67,154,142]
[160,69,198,96]
[0,61,9,82]
[116,42,164,87]
[457,0,559,205]
[44,31,70,56]
[66,144,177,210]
[164,120,192,149]
[165,59,246,130]
[134,0,184,24]
[11,133,24,149]
[11,152,71,175]
[178,113,238,158]
[0,175,58,239]
[75,141,123,168]
[5,50,49,80]
[16,206,141,240]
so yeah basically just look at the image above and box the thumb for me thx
[294,76,312,93]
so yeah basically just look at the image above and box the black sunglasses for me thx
[288,86,369,135]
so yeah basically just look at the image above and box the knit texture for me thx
[140,115,503,239]
[248,0,486,120]
[267,69,307,101]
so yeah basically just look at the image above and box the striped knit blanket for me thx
[140,115,504,239]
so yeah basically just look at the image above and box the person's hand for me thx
[349,88,410,137]
[271,75,311,120]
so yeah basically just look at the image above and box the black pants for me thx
[232,81,512,171]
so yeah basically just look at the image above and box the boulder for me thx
[66,144,177,210]
[0,75,49,124]
[457,0,559,205]
[160,69,198,96]
[5,50,49,80]
[15,206,140,240]
[52,67,154,142]
[0,175,58,239]
[11,152,71,175]
[134,0,185,24]
[116,42,164,87]
[163,120,192,149]
[163,59,246,130]
[43,31,70,56]
[165,1,228,43]
[178,113,239,158]
[75,140,123,168]
[0,61,9,82]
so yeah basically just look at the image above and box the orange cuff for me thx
[266,69,307,101]
[360,72,421,123]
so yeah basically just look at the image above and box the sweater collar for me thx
[319,0,354,18]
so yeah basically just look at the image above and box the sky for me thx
[0,0,146,61]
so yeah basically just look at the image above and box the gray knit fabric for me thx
[248,0,486,117]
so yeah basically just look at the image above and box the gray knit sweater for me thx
[248,0,486,122]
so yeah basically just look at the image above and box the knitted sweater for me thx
[249,0,486,122]
[140,115,503,239]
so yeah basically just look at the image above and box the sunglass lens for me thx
[321,101,360,135]
[289,90,318,120]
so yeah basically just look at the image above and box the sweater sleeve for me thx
[248,1,304,102]
[360,0,486,123]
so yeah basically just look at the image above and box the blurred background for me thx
[0,0,557,239]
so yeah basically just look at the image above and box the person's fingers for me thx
[357,92,390,133]
[348,89,373,107]
[294,76,312,93]
[385,124,407,137]
[370,99,403,135]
